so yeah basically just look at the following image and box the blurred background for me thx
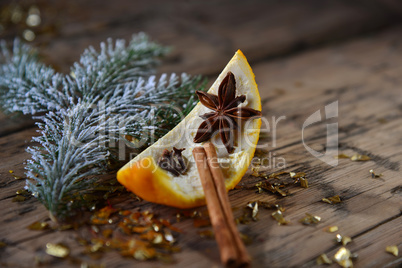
[1,0,402,77]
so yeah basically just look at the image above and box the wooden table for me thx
[1,1,401,267]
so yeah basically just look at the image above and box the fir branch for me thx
[0,39,65,114]
[26,74,205,218]
[0,33,169,115]
[0,34,207,219]
[70,33,169,98]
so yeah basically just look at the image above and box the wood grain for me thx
[0,1,402,267]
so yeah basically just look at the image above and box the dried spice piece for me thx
[27,221,49,231]
[334,247,354,268]
[163,230,175,244]
[335,154,350,159]
[82,208,182,263]
[350,154,371,161]
[239,233,253,245]
[299,177,309,188]
[291,172,308,188]
[0,241,6,248]
[157,148,187,176]
[272,210,289,225]
[197,230,214,238]
[369,169,383,178]
[257,201,275,210]
[322,195,341,204]
[268,171,289,179]
[385,245,398,256]
[251,167,266,177]
[194,72,262,153]
[45,243,70,258]
[102,229,113,238]
[335,234,352,246]
[12,195,27,202]
[90,206,116,225]
[316,253,333,265]
[193,218,211,228]
[246,201,259,221]
[253,181,289,196]
[132,226,150,234]
[12,189,32,202]
[326,226,339,233]
[236,200,283,224]
[299,213,321,225]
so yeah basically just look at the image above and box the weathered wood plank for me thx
[1,12,402,268]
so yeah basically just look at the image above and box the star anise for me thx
[194,72,262,153]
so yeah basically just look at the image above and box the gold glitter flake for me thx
[193,218,211,228]
[247,201,259,221]
[350,154,371,161]
[385,245,398,256]
[272,210,289,225]
[334,247,354,268]
[335,154,350,159]
[27,221,49,231]
[316,253,333,265]
[299,213,321,225]
[335,234,352,246]
[197,230,214,238]
[369,169,383,178]
[322,195,341,204]
[326,226,339,233]
[45,243,70,258]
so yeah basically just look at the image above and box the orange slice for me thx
[117,50,262,208]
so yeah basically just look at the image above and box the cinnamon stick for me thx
[203,142,251,266]
[193,146,250,268]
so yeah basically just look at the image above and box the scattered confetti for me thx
[350,154,371,161]
[336,234,352,246]
[45,243,70,258]
[299,213,321,225]
[322,195,341,204]
[272,210,289,225]
[385,245,398,256]
[326,226,339,233]
[316,253,333,265]
[80,207,181,262]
